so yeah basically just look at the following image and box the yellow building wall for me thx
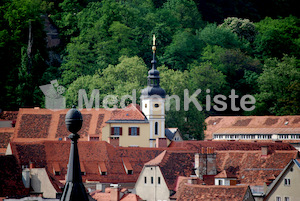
[102,123,151,147]
[151,101,164,117]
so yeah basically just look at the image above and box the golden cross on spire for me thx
[152,34,156,53]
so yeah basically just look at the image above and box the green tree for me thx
[160,30,203,70]
[255,56,300,115]
[201,45,262,96]
[198,24,243,49]
[0,0,49,109]
[158,65,206,140]
[219,17,257,43]
[189,62,227,103]
[162,0,203,30]
[254,16,300,59]
[65,56,148,107]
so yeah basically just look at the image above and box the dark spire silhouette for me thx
[141,35,166,98]
[60,106,89,201]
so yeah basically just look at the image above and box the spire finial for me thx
[152,34,156,53]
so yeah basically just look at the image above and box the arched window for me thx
[155,122,158,135]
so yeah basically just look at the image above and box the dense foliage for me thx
[0,0,299,139]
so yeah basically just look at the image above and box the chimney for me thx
[156,138,167,148]
[206,147,217,175]
[29,161,35,169]
[188,177,198,185]
[261,146,268,156]
[108,137,119,147]
[110,184,120,201]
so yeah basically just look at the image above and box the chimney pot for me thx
[109,137,120,147]
[156,138,167,148]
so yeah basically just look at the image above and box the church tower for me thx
[141,35,166,147]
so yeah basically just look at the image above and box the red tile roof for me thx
[150,141,298,187]
[91,190,143,201]
[0,127,14,153]
[9,140,299,188]
[91,191,110,201]
[0,155,29,197]
[215,170,236,178]
[174,176,203,192]
[0,111,18,120]
[109,104,146,121]
[216,150,298,185]
[169,141,296,153]
[120,193,143,201]
[176,184,253,201]
[205,116,300,140]
[145,151,196,190]
[10,140,164,184]
[12,104,146,142]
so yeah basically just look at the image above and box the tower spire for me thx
[141,34,166,99]
[151,34,157,70]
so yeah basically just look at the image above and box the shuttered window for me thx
[111,127,122,135]
[129,127,140,136]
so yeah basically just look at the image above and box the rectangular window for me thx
[151,177,154,184]
[129,127,140,136]
[284,178,290,186]
[218,180,223,185]
[144,177,147,184]
[89,136,99,141]
[111,127,122,136]
[158,177,161,184]
[284,197,290,201]
[276,197,281,201]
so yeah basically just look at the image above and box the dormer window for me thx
[98,162,107,175]
[53,162,60,176]
[122,158,133,175]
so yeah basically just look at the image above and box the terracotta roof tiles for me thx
[216,150,298,185]
[120,193,143,201]
[205,116,300,140]
[12,104,145,142]
[215,170,236,178]
[109,104,145,121]
[10,140,164,184]
[145,151,196,190]
[0,155,29,197]
[176,184,252,201]
[169,141,295,153]
[0,111,18,120]
[0,127,14,151]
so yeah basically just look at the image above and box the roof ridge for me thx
[145,150,167,166]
